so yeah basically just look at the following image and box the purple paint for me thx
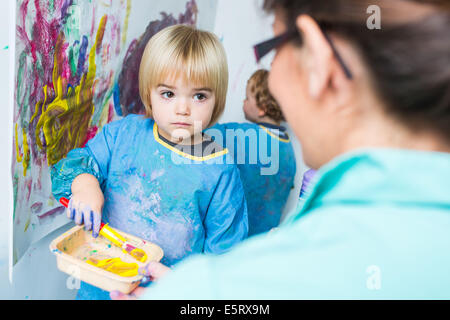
[76,35,89,81]
[116,0,198,116]
[31,202,43,214]
[38,206,65,224]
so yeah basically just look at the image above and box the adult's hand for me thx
[110,261,171,300]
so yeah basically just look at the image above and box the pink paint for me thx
[91,5,96,37]
[102,44,110,67]
[25,178,32,202]
[115,22,121,55]
[82,126,99,147]
[108,103,114,123]
[31,202,43,214]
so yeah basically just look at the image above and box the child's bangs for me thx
[151,48,218,90]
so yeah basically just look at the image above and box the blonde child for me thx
[51,25,248,299]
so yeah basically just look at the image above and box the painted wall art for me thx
[12,0,213,264]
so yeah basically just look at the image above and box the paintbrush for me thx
[59,197,148,263]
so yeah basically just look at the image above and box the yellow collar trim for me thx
[153,123,228,161]
[258,125,290,143]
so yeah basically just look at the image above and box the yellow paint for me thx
[15,124,23,163]
[121,0,132,46]
[22,127,30,176]
[24,217,31,232]
[86,257,138,277]
[99,224,148,263]
[99,223,127,247]
[14,124,30,176]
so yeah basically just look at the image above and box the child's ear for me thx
[257,106,266,117]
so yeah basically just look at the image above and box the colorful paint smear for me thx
[13,0,132,263]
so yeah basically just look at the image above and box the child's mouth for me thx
[172,122,192,127]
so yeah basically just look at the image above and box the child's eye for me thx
[161,91,174,99]
[194,93,207,101]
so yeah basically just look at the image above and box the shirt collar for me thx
[291,148,450,222]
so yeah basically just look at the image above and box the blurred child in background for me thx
[207,69,296,236]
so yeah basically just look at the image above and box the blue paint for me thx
[113,82,122,116]
[67,83,74,92]
[66,197,101,237]
[76,36,89,80]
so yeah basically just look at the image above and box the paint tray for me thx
[49,225,164,294]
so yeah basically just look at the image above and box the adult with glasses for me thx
[112,0,450,299]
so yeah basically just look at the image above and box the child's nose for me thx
[175,101,190,115]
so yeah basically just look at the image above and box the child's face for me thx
[243,84,263,123]
[151,76,216,144]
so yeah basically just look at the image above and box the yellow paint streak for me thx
[22,127,30,176]
[121,0,132,46]
[15,124,30,175]
[86,257,138,277]
[24,217,31,232]
[15,124,23,163]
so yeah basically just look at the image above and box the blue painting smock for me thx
[51,114,248,300]
[140,148,450,299]
[206,122,296,236]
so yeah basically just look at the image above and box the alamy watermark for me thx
[367,5,381,30]
[366,265,382,290]
[168,121,281,176]
[66,265,81,290]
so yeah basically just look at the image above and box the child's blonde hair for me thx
[139,24,228,126]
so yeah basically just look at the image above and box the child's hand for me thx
[69,173,104,237]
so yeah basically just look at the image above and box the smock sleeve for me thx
[203,165,248,254]
[50,118,123,201]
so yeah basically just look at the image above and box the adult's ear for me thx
[295,15,333,99]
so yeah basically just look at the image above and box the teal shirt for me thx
[140,148,450,299]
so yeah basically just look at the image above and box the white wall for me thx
[0,0,13,298]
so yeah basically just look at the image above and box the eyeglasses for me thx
[253,28,353,80]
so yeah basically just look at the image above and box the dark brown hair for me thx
[264,0,450,140]
[248,69,285,122]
